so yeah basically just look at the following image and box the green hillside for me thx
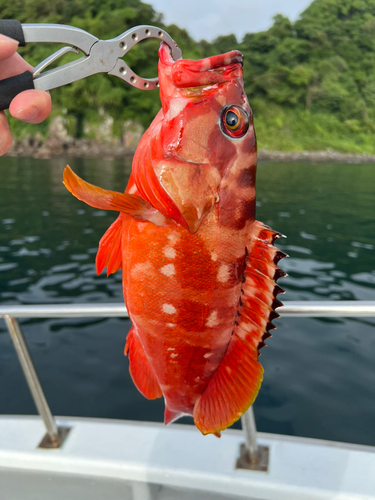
[2,0,375,153]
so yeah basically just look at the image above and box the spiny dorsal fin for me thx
[193,221,287,436]
[236,221,287,354]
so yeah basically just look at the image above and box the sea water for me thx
[0,157,374,446]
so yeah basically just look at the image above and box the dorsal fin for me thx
[236,221,287,354]
[193,221,287,435]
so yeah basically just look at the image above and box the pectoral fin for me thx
[63,166,153,219]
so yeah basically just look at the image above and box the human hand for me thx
[0,34,51,156]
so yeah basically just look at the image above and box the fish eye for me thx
[220,105,249,139]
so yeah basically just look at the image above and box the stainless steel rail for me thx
[2,300,375,457]
[1,300,375,318]
[279,301,375,317]
[4,315,59,441]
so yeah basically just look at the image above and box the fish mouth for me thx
[159,42,244,90]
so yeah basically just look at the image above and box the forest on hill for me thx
[2,0,375,153]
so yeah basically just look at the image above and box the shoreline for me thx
[258,149,375,164]
[5,137,375,164]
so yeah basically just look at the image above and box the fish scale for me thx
[63,42,285,436]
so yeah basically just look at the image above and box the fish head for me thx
[133,42,256,233]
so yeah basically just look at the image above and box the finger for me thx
[0,52,32,80]
[0,34,19,61]
[9,90,52,124]
[0,111,12,156]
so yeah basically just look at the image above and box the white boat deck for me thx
[0,416,374,500]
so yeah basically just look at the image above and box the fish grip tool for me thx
[0,21,182,111]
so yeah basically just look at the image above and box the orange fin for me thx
[131,119,190,231]
[193,335,263,435]
[96,215,123,276]
[193,221,287,435]
[124,327,162,400]
[236,221,287,354]
[63,166,153,219]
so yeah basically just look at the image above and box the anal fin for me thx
[124,327,162,400]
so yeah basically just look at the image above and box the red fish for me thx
[63,42,286,436]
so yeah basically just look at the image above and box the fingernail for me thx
[15,106,40,122]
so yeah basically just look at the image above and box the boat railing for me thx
[1,300,375,470]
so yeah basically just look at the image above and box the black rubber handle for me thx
[0,20,26,46]
[0,19,25,46]
[0,71,35,111]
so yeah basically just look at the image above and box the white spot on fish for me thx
[211,252,218,262]
[226,366,232,374]
[167,347,175,351]
[136,222,147,232]
[167,232,179,244]
[148,211,166,227]
[162,303,176,315]
[131,262,152,279]
[217,264,230,283]
[161,263,175,277]
[171,353,178,358]
[195,376,200,382]
[206,310,219,328]
[166,323,175,328]
[204,352,213,358]
[163,246,176,259]
[160,384,172,391]
[128,184,137,194]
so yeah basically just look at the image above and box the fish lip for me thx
[160,41,176,66]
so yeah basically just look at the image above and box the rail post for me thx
[237,407,269,471]
[4,315,70,448]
